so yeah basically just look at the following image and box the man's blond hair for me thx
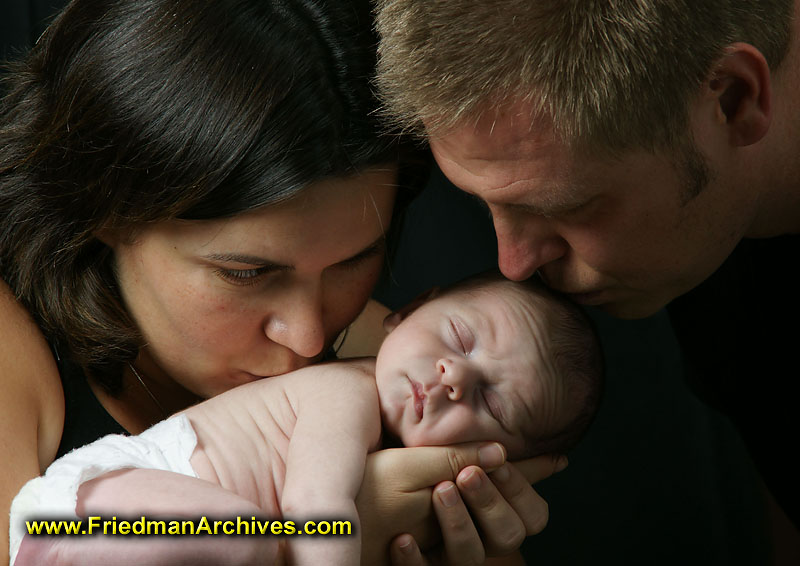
[375,0,793,151]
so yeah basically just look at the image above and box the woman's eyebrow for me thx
[336,237,386,265]
[201,236,386,268]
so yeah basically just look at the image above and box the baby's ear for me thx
[382,286,441,333]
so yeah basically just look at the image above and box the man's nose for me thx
[492,208,567,281]
[436,357,478,401]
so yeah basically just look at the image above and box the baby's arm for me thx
[280,359,381,566]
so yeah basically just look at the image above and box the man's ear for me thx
[705,42,772,147]
[382,286,441,333]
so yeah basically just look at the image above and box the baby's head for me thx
[375,272,603,460]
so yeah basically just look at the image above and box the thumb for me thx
[380,442,507,490]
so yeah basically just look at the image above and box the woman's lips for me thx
[239,371,269,382]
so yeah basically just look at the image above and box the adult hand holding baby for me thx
[358,442,567,565]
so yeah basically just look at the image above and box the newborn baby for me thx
[10,273,603,566]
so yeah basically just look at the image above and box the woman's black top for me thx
[55,357,126,458]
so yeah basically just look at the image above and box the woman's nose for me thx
[263,284,326,359]
[436,358,478,401]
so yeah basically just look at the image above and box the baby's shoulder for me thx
[331,356,377,378]
[289,357,376,388]
[289,359,381,447]
[285,358,378,412]
[323,358,376,397]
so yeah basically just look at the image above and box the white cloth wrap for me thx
[8,414,198,566]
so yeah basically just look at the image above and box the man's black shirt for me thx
[668,235,799,527]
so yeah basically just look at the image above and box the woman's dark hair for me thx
[0,0,423,391]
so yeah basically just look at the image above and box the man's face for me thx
[429,102,758,318]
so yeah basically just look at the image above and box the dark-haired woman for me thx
[0,0,557,563]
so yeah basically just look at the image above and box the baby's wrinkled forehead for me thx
[445,280,551,338]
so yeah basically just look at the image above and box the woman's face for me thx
[111,168,397,398]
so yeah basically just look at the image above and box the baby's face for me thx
[376,284,559,459]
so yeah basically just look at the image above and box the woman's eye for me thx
[215,267,268,286]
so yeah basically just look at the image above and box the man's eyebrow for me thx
[507,197,590,217]
[201,236,386,268]
[465,178,592,216]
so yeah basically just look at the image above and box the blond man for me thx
[374,0,800,558]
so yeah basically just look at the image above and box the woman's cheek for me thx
[328,260,384,322]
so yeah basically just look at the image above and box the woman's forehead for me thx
[113,186,393,281]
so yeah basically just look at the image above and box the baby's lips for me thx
[410,379,426,420]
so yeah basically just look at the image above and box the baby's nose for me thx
[436,358,477,401]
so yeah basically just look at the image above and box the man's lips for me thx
[539,273,610,305]
[564,289,608,305]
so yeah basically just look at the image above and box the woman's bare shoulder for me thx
[0,279,65,467]
[0,279,65,564]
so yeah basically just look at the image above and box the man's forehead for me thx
[428,98,599,205]
[430,98,560,158]
[430,137,587,216]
